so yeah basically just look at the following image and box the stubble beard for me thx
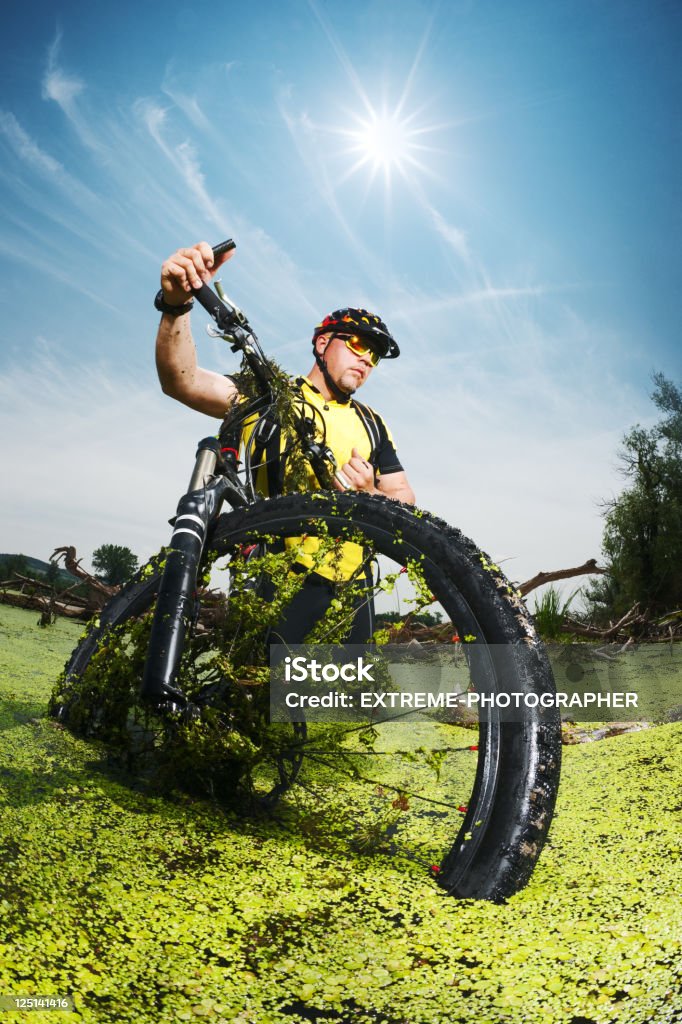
[337,368,364,394]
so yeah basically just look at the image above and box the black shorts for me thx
[267,572,375,651]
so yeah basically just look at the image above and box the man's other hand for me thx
[333,447,376,493]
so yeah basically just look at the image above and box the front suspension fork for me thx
[140,438,241,709]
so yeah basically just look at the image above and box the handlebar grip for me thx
[192,240,237,327]
[193,239,247,336]
[192,283,234,329]
[212,239,236,260]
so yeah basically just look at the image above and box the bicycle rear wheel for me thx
[207,491,562,901]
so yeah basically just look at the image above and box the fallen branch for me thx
[560,619,611,640]
[6,573,88,605]
[9,572,56,594]
[518,558,608,597]
[561,607,680,644]
[602,603,642,639]
[0,590,90,619]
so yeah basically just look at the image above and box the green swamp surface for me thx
[0,606,680,1024]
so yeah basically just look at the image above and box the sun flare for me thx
[340,102,434,188]
[355,112,411,171]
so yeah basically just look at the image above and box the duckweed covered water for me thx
[0,607,680,1023]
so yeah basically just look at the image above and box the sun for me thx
[340,102,434,188]
[354,111,412,171]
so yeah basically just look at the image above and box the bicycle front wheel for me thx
[208,491,562,901]
[49,559,306,806]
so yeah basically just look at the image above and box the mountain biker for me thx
[154,241,415,643]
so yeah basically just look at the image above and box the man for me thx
[155,241,415,642]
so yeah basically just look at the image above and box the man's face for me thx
[316,332,378,392]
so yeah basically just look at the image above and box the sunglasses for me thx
[332,333,382,367]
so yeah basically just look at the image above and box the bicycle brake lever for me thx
[304,439,353,490]
[214,279,249,327]
[206,323,239,347]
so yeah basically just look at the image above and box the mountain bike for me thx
[49,240,561,902]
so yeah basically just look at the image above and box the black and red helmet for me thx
[312,307,400,359]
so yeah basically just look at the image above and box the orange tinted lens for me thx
[344,335,380,365]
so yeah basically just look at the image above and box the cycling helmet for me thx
[312,307,400,359]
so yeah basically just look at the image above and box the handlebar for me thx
[191,239,240,333]
[190,239,275,389]
[191,282,237,332]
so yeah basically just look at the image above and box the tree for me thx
[0,553,28,583]
[45,561,61,588]
[586,373,682,621]
[91,544,139,586]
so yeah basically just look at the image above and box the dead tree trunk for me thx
[51,546,117,608]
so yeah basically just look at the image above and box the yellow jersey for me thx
[231,376,402,580]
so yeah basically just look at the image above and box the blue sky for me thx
[1,0,680,590]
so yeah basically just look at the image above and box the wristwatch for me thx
[154,289,194,316]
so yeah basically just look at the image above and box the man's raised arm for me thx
[155,241,239,418]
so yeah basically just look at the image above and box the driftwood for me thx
[51,546,116,602]
[0,583,89,622]
[0,546,116,622]
[514,561,680,642]
[379,565,681,645]
[10,572,89,605]
[380,557,612,644]
[560,603,681,644]
[518,558,608,597]
[560,603,645,641]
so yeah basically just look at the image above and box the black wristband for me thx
[154,289,194,316]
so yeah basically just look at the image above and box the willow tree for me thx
[587,374,682,621]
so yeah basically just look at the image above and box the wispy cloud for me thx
[0,111,100,206]
[390,282,549,319]
[41,30,104,154]
[42,65,84,108]
[428,205,472,264]
[0,232,121,313]
[136,98,226,228]
[161,64,212,132]
[0,61,322,343]
[0,111,61,176]
[0,113,160,268]
[129,95,321,339]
